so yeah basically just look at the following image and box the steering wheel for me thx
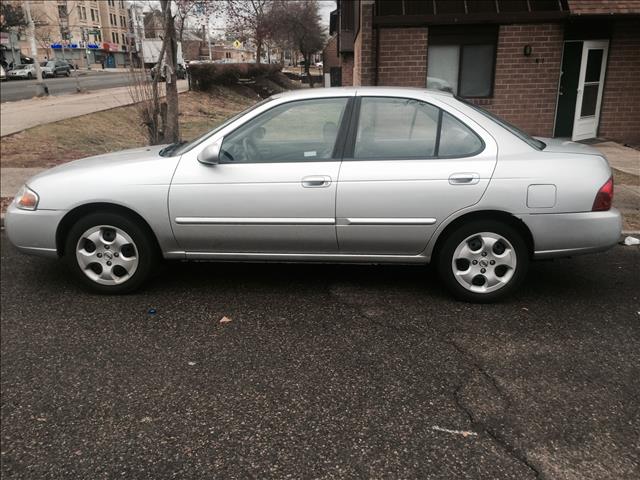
[242,137,260,162]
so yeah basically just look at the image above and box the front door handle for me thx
[449,173,480,185]
[302,175,332,188]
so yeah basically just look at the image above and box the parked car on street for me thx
[150,63,187,81]
[7,64,36,80]
[5,87,621,301]
[40,60,72,78]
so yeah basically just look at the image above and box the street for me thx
[1,231,638,479]
[0,72,136,103]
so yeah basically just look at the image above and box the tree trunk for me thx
[255,39,262,64]
[161,0,180,143]
[304,53,313,88]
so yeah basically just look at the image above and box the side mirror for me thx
[197,140,222,165]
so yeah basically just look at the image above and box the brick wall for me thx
[568,0,640,14]
[598,20,640,144]
[353,1,376,86]
[322,35,340,75]
[475,23,564,137]
[377,28,428,87]
[342,54,354,86]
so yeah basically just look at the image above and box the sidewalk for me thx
[0,80,188,137]
[593,141,640,177]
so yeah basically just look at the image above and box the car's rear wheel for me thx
[27,73,33,79]
[436,220,529,302]
[65,212,158,294]
[65,70,70,77]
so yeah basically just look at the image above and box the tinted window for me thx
[438,112,483,157]
[354,97,439,159]
[220,98,348,163]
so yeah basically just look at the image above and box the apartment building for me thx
[6,0,132,68]
[327,0,640,144]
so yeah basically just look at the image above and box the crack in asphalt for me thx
[328,285,542,479]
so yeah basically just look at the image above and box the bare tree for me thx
[283,0,325,86]
[160,0,180,143]
[226,0,270,64]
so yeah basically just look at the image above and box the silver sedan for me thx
[5,87,621,302]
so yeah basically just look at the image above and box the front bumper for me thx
[5,203,66,258]
[518,209,622,259]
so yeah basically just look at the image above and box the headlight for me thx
[14,185,39,210]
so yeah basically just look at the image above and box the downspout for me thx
[374,25,379,86]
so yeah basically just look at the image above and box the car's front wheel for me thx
[436,220,529,302]
[65,212,158,294]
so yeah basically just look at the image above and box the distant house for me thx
[328,0,640,144]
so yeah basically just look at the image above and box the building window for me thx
[108,0,115,7]
[225,52,231,58]
[427,26,497,98]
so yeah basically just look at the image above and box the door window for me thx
[352,97,483,159]
[219,98,349,163]
[580,48,604,117]
[354,97,440,159]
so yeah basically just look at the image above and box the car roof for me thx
[272,86,454,101]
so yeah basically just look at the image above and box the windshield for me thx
[14,65,28,70]
[167,97,274,157]
[457,97,546,150]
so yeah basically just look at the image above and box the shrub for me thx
[189,63,283,91]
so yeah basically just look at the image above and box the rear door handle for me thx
[302,175,332,188]
[449,173,480,185]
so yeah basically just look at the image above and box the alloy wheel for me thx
[451,232,517,294]
[75,225,139,286]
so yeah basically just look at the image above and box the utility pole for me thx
[22,0,48,96]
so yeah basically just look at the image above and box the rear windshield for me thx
[457,97,546,150]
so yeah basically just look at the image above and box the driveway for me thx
[1,232,638,479]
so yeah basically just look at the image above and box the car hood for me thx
[26,144,184,210]
[31,145,166,179]
[536,137,603,156]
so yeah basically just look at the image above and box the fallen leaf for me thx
[188,361,196,366]
[219,316,232,324]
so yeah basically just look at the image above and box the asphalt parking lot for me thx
[1,231,639,479]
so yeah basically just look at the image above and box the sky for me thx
[137,0,337,32]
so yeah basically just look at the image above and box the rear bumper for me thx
[5,203,65,258]
[518,209,622,259]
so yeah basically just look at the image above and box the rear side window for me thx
[353,97,483,159]
[438,111,484,157]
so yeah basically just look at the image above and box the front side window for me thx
[353,97,483,159]
[354,97,439,159]
[219,98,349,163]
[427,26,497,98]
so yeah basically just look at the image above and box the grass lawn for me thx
[0,88,259,169]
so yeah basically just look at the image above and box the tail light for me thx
[592,176,614,211]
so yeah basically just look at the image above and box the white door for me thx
[572,40,609,141]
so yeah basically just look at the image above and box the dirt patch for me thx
[0,89,259,169]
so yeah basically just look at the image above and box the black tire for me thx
[436,220,529,303]
[27,73,33,79]
[64,211,159,294]
[65,70,70,77]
